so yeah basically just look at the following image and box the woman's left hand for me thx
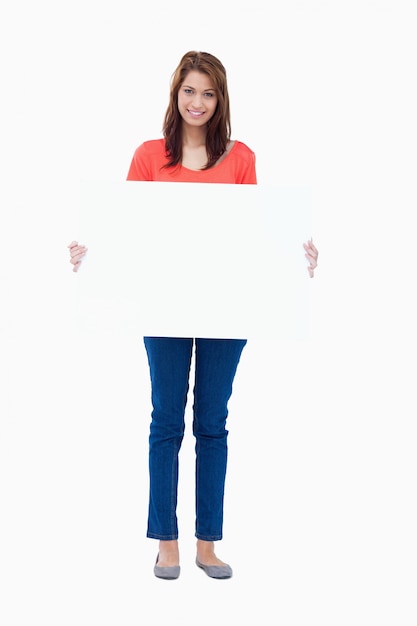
[303,238,319,278]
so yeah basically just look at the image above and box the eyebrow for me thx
[183,84,216,91]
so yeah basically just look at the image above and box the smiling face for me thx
[177,70,218,129]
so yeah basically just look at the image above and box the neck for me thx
[182,124,207,148]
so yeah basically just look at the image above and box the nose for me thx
[191,94,203,108]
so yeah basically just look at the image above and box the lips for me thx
[187,109,205,118]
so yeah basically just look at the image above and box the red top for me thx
[126,139,257,184]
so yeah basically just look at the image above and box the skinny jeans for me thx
[143,337,247,541]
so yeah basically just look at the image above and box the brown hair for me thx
[162,51,231,170]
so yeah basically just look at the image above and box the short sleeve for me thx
[126,144,152,181]
[240,148,257,184]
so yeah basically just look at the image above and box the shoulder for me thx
[133,138,166,157]
[229,140,256,162]
[232,140,255,155]
[127,138,167,181]
[214,140,256,184]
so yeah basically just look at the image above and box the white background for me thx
[1,1,416,624]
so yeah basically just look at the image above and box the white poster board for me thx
[77,181,311,339]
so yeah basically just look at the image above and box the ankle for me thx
[159,539,179,552]
[196,539,214,554]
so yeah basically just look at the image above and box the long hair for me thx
[162,51,231,170]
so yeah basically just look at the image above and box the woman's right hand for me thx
[68,240,88,272]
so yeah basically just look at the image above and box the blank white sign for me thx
[77,181,311,339]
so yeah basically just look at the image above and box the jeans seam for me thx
[170,439,179,538]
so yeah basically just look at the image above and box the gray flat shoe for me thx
[154,554,180,580]
[196,558,233,579]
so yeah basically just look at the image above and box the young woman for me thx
[69,51,318,580]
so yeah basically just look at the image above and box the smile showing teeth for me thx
[188,109,204,117]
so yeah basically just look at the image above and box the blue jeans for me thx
[143,337,247,541]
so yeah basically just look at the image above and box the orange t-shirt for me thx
[126,139,257,184]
